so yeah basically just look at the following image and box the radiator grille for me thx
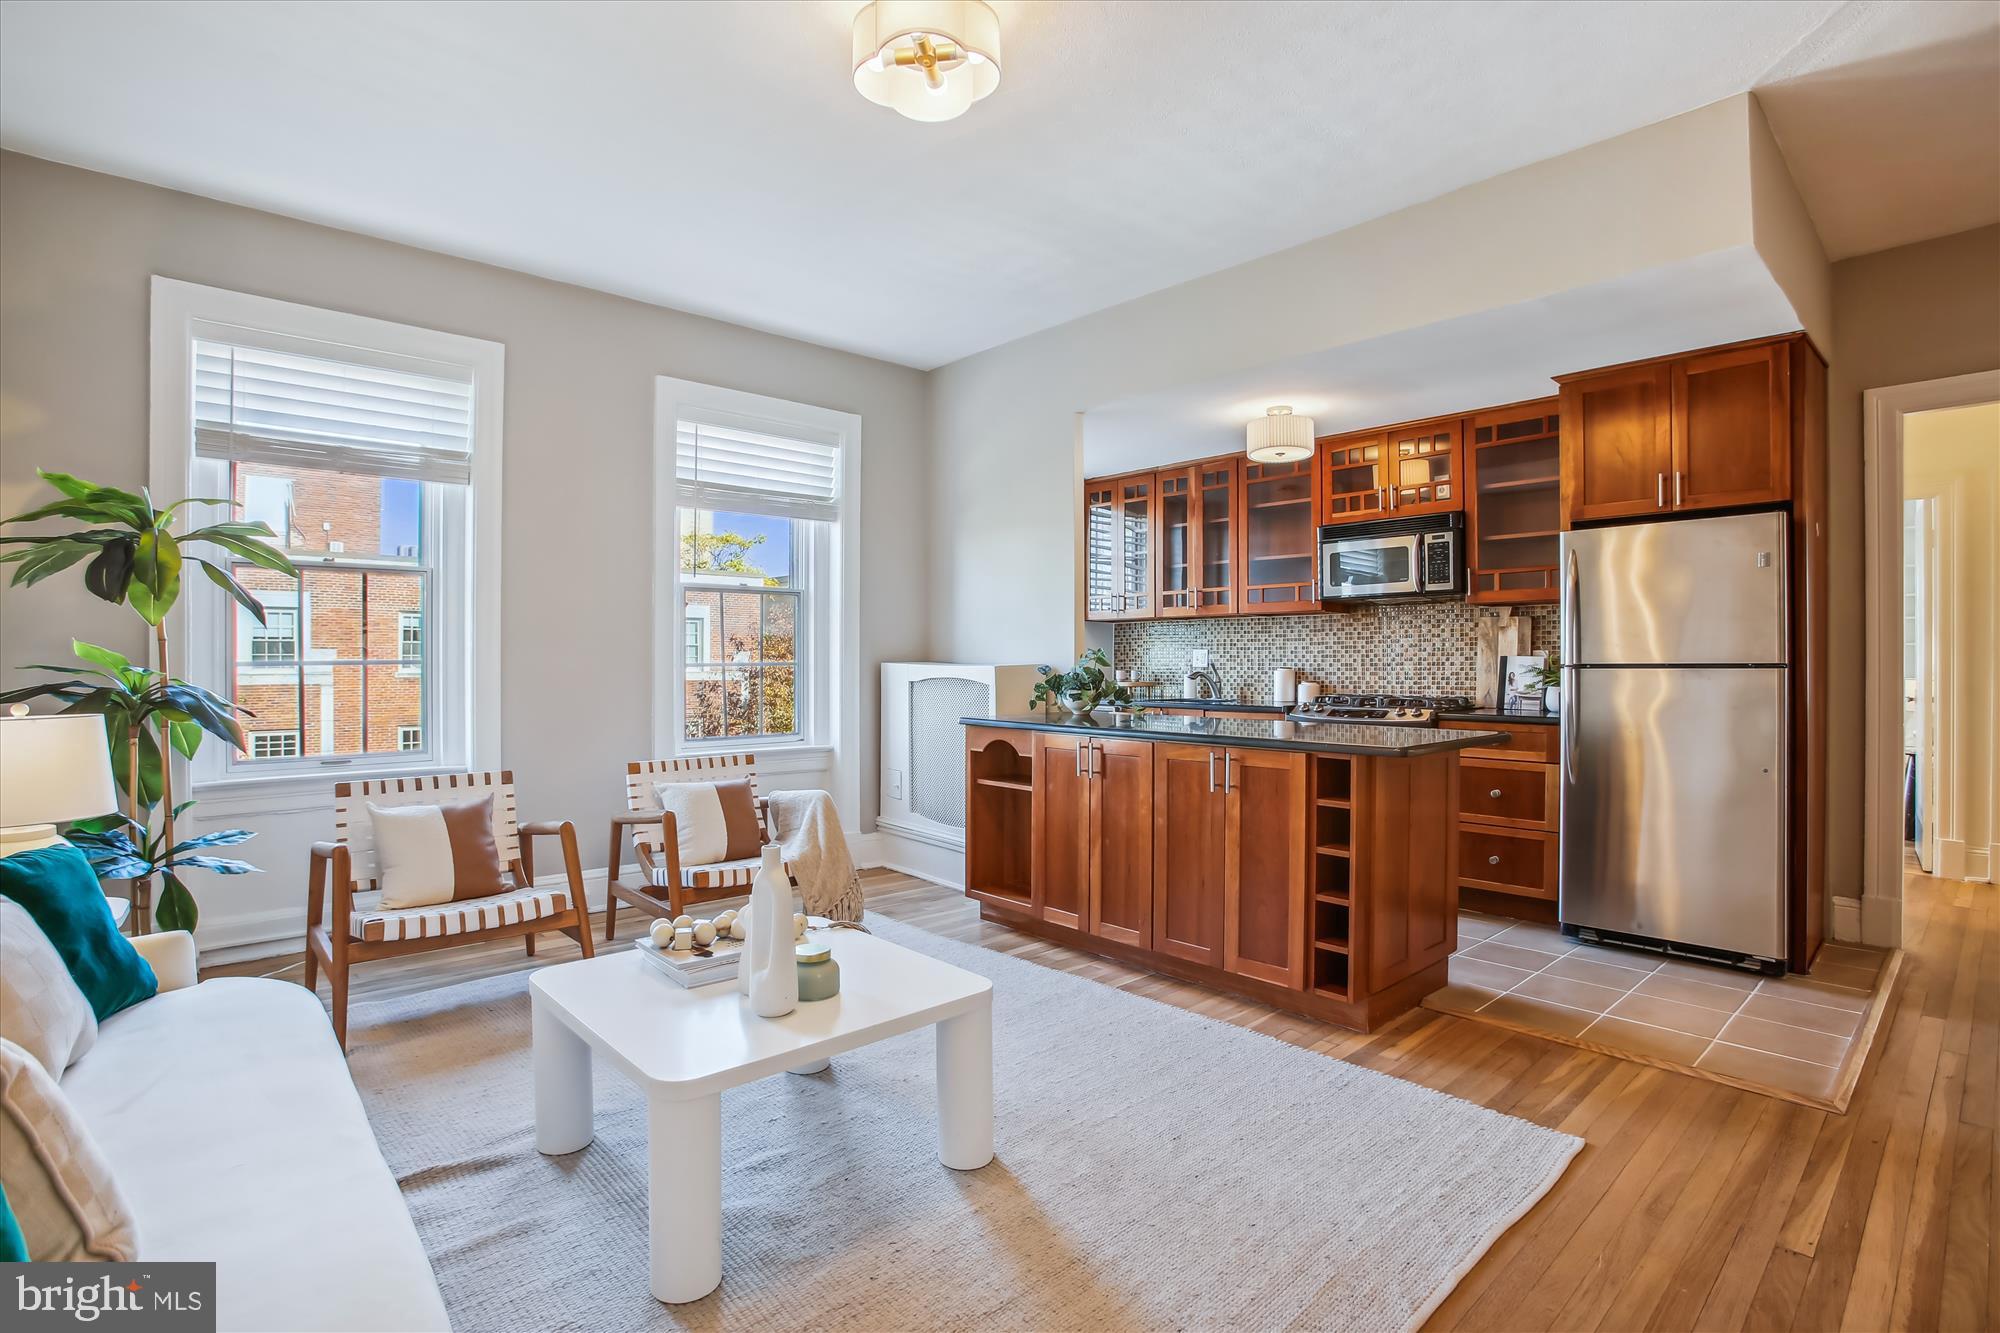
[910,676,991,828]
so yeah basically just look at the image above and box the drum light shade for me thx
[852,1,1002,123]
[0,708,118,855]
[1246,406,1315,463]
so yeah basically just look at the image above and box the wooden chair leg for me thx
[302,932,320,994]
[329,943,351,1053]
[604,821,622,942]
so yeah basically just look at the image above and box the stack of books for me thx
[635,934,745,989]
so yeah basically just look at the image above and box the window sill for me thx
[193,757,462,801]
[677,742,832,775]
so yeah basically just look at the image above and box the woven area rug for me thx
[346,917,1581,1333]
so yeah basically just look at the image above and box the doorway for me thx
[1865,372,2000,949]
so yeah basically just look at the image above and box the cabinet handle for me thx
[1207,750,1217,793]
[1093,743,1104,779]
[1489,788,1504,799]
[1674,471,1684,507]
[1488,855,1502,866]
[1657,472,1666,508]
[1224,752,1236,794]
[1075,743,1086,778]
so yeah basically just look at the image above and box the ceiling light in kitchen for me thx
[852,1,1002,123]
[1246,406,1315,463]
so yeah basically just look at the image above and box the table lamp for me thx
[0,705,120,856]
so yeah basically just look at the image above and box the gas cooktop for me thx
[1289,692,1474,726]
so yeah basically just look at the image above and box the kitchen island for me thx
[962,711,1499,1031]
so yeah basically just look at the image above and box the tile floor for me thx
[1422,911,1896,1108]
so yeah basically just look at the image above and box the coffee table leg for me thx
[533,996,592,1155]
[649,1092,722,1304]
[935,999,994,1170]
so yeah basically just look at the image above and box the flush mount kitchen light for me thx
[1246,406,1315,463]
[852,0,1002,123]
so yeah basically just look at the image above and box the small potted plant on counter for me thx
[1029,649,1140,716]
[1532,648,1563,714]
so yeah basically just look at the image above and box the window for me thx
[656,378,858,764]
[157,278,504,787]
[250,731,301,759]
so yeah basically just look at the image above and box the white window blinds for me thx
[194,338,476,485]
[674,414,841,522]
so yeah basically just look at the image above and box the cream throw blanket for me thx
[766,789,866,924]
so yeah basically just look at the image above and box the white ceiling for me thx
[1082,249,1802,475]
[3,1,1989,371]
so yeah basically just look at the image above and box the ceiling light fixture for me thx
[1246,406,1315,463]
[852,1,1002,123]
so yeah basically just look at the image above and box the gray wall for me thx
[0,150,930,834]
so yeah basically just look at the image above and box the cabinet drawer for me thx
[1459,826,1557,900]
[1460,758,1556,830]
[1441,720,1557,762]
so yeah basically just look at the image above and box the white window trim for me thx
[652,377,859,815]
[149,277,504,795]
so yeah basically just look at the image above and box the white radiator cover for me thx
[879,662,1041,855]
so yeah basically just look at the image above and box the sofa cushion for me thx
[62,978,447,1332]
[0,1037,138,1261]
[0,898,97,1074]
[0,845,155,1019]
[367,797,508,908]
[348,882,570,943]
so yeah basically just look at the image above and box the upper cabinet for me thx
[1241,457,1319,613]
[1384,417,1461,516]
[1193,456,1241,615]
[1464,400,1561,604]
[1083,471,1158,622]
[1561,337,1795,526]
[1319,430,1390,524]
[1156,465,1197,618]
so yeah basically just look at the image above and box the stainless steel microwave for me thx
[1319,513,1464,603]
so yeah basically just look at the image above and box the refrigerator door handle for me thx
[1562,548,1580,669]
[1563,664,1578,784]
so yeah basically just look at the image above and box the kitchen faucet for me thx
[1189,664,1224,701]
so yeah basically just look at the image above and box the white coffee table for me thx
[529,928,994,1304]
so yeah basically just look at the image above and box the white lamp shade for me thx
[1247,407,1316,463]
[0,712,118,829]
[852,0,1002,123]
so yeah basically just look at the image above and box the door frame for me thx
[1861,369,2000,947]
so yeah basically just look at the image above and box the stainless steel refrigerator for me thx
[1558,510,1789,971]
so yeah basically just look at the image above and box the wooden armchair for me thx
[306,771,593,1050]
[604,754,786,939]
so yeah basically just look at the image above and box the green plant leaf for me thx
[82,537,137,605]
[190,557,269,622]
[126,529,183,624]
[171,827,255,852]
[71,640,133,673]
[1,539,101,588]
[156,874,199,933]
[182,527,297,576]
[168,854,257,876]
[166,717,204,759]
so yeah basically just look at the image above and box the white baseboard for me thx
[874,829,963,890]
[1859,891,1904,950]
[1968,845,1992,883]
[1937,837,1970,881]
[1830,895,1863,944]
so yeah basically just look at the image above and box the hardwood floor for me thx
[211,867,1998,1332]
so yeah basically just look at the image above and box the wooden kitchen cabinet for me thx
[1673,341,1791,511]
[1240,457,1319,613]
[1192,456,1241,615]
[1560,362,1674,523]
[1319,429,1390,525]
[1151,743,1306,988]
[1383,417,1462,516]
[1034,732,1154,947]
[1464,399,1561,604]
[1082,470,1157,622]
[1561,336,1798,526]
[1441,719,1560,917]
[1156,465,1197,617]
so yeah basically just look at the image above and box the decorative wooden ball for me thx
[793,912,808,940]
[729,916,749,940]
[671,914,696,931]
[649,919,675,948]
[693,920,719,946]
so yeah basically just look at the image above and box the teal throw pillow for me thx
[0,1181,25,1262]
[0,844,156,1020]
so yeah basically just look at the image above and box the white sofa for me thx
[57,932,449,1332]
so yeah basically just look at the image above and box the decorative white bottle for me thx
[745,844,798,1018]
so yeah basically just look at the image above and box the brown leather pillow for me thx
[441,796,510,900]
[713,779,763,861]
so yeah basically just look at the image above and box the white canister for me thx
[1297,681,1323,706]
[1272,669,1297,707]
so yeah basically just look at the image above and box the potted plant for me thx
[1028,648,1139,715]
[1,471,297,931]
[1531,648,1563,714]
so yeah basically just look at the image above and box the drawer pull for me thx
[1488,788,1504,799]
[1488,855,1502,866]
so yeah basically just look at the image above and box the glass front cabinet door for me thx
[1241,458,1319,613]
[1084,471,1158,622]
[1321,431,1389,525]
[1384,418,1461,516]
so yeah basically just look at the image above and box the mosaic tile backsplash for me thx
[1113,604,1559,704]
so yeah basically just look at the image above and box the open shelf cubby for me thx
[967,738,1034,907]
[1309,755,1356,997]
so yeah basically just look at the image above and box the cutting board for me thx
[1474,611,1531,708]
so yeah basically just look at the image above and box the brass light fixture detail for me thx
[852,1,1002,123]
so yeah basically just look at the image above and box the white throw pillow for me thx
[0,899,97,1075]
[367,803,456,909]
[0,1037,139,1261]
[654,781,728,865]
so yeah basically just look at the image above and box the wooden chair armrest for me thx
[518,820,587,897]
[308,842,352,931]
[518,819,575,838]
[609,810,670,828]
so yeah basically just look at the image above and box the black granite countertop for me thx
[1136,698,1291,715]
[1438,708,1559,726]
[964,711,1499,757]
